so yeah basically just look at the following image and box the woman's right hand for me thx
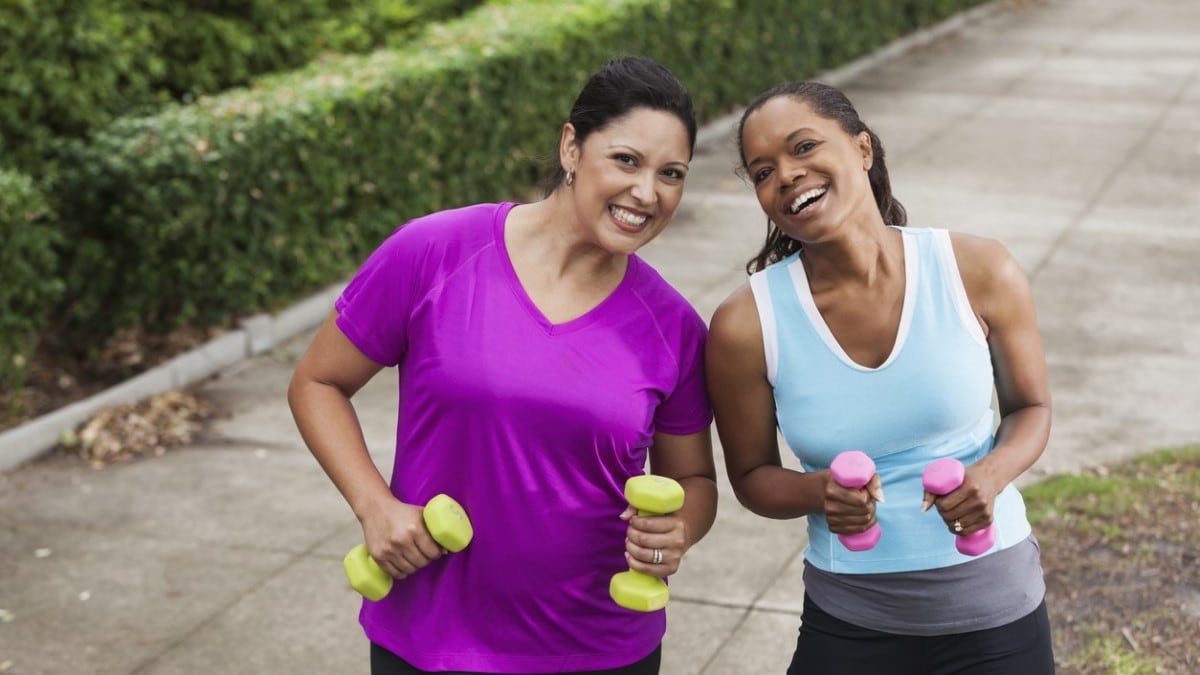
[360,499,445,581]
[822,471,883,535]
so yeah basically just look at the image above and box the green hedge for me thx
[0,169,62,397]
[0,0,480,172]
[48,0,986,349]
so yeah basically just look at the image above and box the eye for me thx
[794,140,818,155]
[752,167,773,185]
[614,153,638,166]
[661,167,687,181]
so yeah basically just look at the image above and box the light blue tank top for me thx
[750,227,1032,574]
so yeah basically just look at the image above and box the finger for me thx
[629,514,682,535]
[625,544,675,574]
[413,533,444,561]
[379,556,412,580]
[867,475,885,503]
[396,543,436,573]
[830,514,876,534]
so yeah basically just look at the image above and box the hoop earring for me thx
[565,170,575,187]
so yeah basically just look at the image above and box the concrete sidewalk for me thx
[3,0,1199,672]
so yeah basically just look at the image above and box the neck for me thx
[801,222,901,291]
[509,194,626,283]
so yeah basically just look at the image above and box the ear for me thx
[858,131,874,172]
[559,122,579,174]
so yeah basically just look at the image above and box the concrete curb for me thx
[0,1,1001,474]
[0,284,344,472]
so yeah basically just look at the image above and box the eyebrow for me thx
[745,128,818,169]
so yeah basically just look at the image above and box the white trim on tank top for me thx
[748,272,779,386]
[784,229,917,372]
[932,229,989,346]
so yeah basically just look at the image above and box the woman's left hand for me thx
[923,464,1002,536]
[621,507,688,576]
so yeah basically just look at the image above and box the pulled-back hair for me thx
[737,81,906,273]
[542,55,697,196]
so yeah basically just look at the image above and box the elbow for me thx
[728,474,767,516]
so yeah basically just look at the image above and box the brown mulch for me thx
[1034,453,1200,674]
[1,324,225,434]
[57,389,215,468]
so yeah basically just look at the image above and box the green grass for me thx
[1075,635,1166,675]
[1023,446,1200,525]
[1022,445,1200,674]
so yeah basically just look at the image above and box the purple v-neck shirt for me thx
[334,202,712,672]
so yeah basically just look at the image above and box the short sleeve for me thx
[334,226,425,366]
[653,311,714,436]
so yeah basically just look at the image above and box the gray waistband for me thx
[803,536,1046,635]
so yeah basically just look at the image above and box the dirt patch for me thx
[1030,451,1200,674]
[1,323,226,433]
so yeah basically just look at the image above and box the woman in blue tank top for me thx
[706,81,1056,674]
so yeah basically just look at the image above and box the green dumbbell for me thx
[609,474,686,612]
[343,493,473,601]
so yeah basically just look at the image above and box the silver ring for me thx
[652,548,663,565]
[953,520,964,533]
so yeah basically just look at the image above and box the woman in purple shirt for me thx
[288,56,718,675]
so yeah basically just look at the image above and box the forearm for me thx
[733,464,827,520]
[976,404,1052,490]
[676,475,718,550]
[288,379,395,522]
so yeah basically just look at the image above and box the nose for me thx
[780,159,806,188]
[630,170,657,205]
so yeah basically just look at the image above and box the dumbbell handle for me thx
[922,458,995,556]
[829,450,882,552]
[610,475,685,612]
[343,494,473,601]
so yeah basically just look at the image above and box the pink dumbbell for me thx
[922,458,996,556]
[829,450,882,551]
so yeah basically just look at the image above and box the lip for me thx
[609,204,653,233]
[782,184,829,218]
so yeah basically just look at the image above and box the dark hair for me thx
[541,55,697,196]
[736,81,906,273]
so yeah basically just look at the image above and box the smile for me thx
[610,205,650,228]
[787,186,828,215]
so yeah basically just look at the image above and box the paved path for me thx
[2,0,1198,672]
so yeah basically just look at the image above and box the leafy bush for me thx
[0,0,480,172]
[49,0,987,350]
[0,169,62,398]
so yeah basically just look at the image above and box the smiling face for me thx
[740,96,879,244]
[561,107,691,256]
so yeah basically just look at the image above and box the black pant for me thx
[370,642,661,675]
[788,596,1054,675]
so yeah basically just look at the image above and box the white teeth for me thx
[610,205,649,226]
[789,187,827,214]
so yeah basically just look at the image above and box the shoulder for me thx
[393,202,508,243]
[372,202,508,265]
[946,230,1022,282]
[945,230,1030,316]
[628,257,706,329]
[708,281,761,350]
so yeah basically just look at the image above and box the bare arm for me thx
[705,283,879,533]
[931,235,1052,533]
[287,311,443,578]
[622,428,718,577]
